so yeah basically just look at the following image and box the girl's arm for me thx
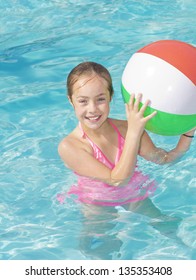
[139,128,195,164]
[109,94,157,184]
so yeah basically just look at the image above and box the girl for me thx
[58,61,195,209]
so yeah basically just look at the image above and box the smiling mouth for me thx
[85,115,101,121]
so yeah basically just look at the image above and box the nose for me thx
[88,100,97,113]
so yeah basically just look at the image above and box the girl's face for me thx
[71,75,111,130]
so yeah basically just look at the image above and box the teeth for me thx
[87,116,99,120]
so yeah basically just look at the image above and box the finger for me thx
[144,110,157,121]
[133,93,142,111]
[128,93,135,108]
[139,99,150,115]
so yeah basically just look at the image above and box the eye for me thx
[97,97,106,102]
[78,99,88,105]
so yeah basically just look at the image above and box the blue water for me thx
[0,0,195,260]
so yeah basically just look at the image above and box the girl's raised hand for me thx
[125,93,157,137]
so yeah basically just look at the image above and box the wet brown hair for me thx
[67,61,114,101]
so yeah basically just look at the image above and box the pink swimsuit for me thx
[58,119,156,206]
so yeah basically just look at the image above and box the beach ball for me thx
[121,40,196,135]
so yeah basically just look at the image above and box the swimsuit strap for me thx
[79,122,95,147]
[78,119,125,166]
[107,119,125,163]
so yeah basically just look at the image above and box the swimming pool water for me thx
[0,0,195,260]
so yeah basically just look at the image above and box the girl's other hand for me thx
[184,127,196,136]
[125,93,157,137]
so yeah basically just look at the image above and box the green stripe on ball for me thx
[121,83,196,136]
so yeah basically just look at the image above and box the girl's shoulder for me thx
[109,118,128,138]
[58,127,92,160]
